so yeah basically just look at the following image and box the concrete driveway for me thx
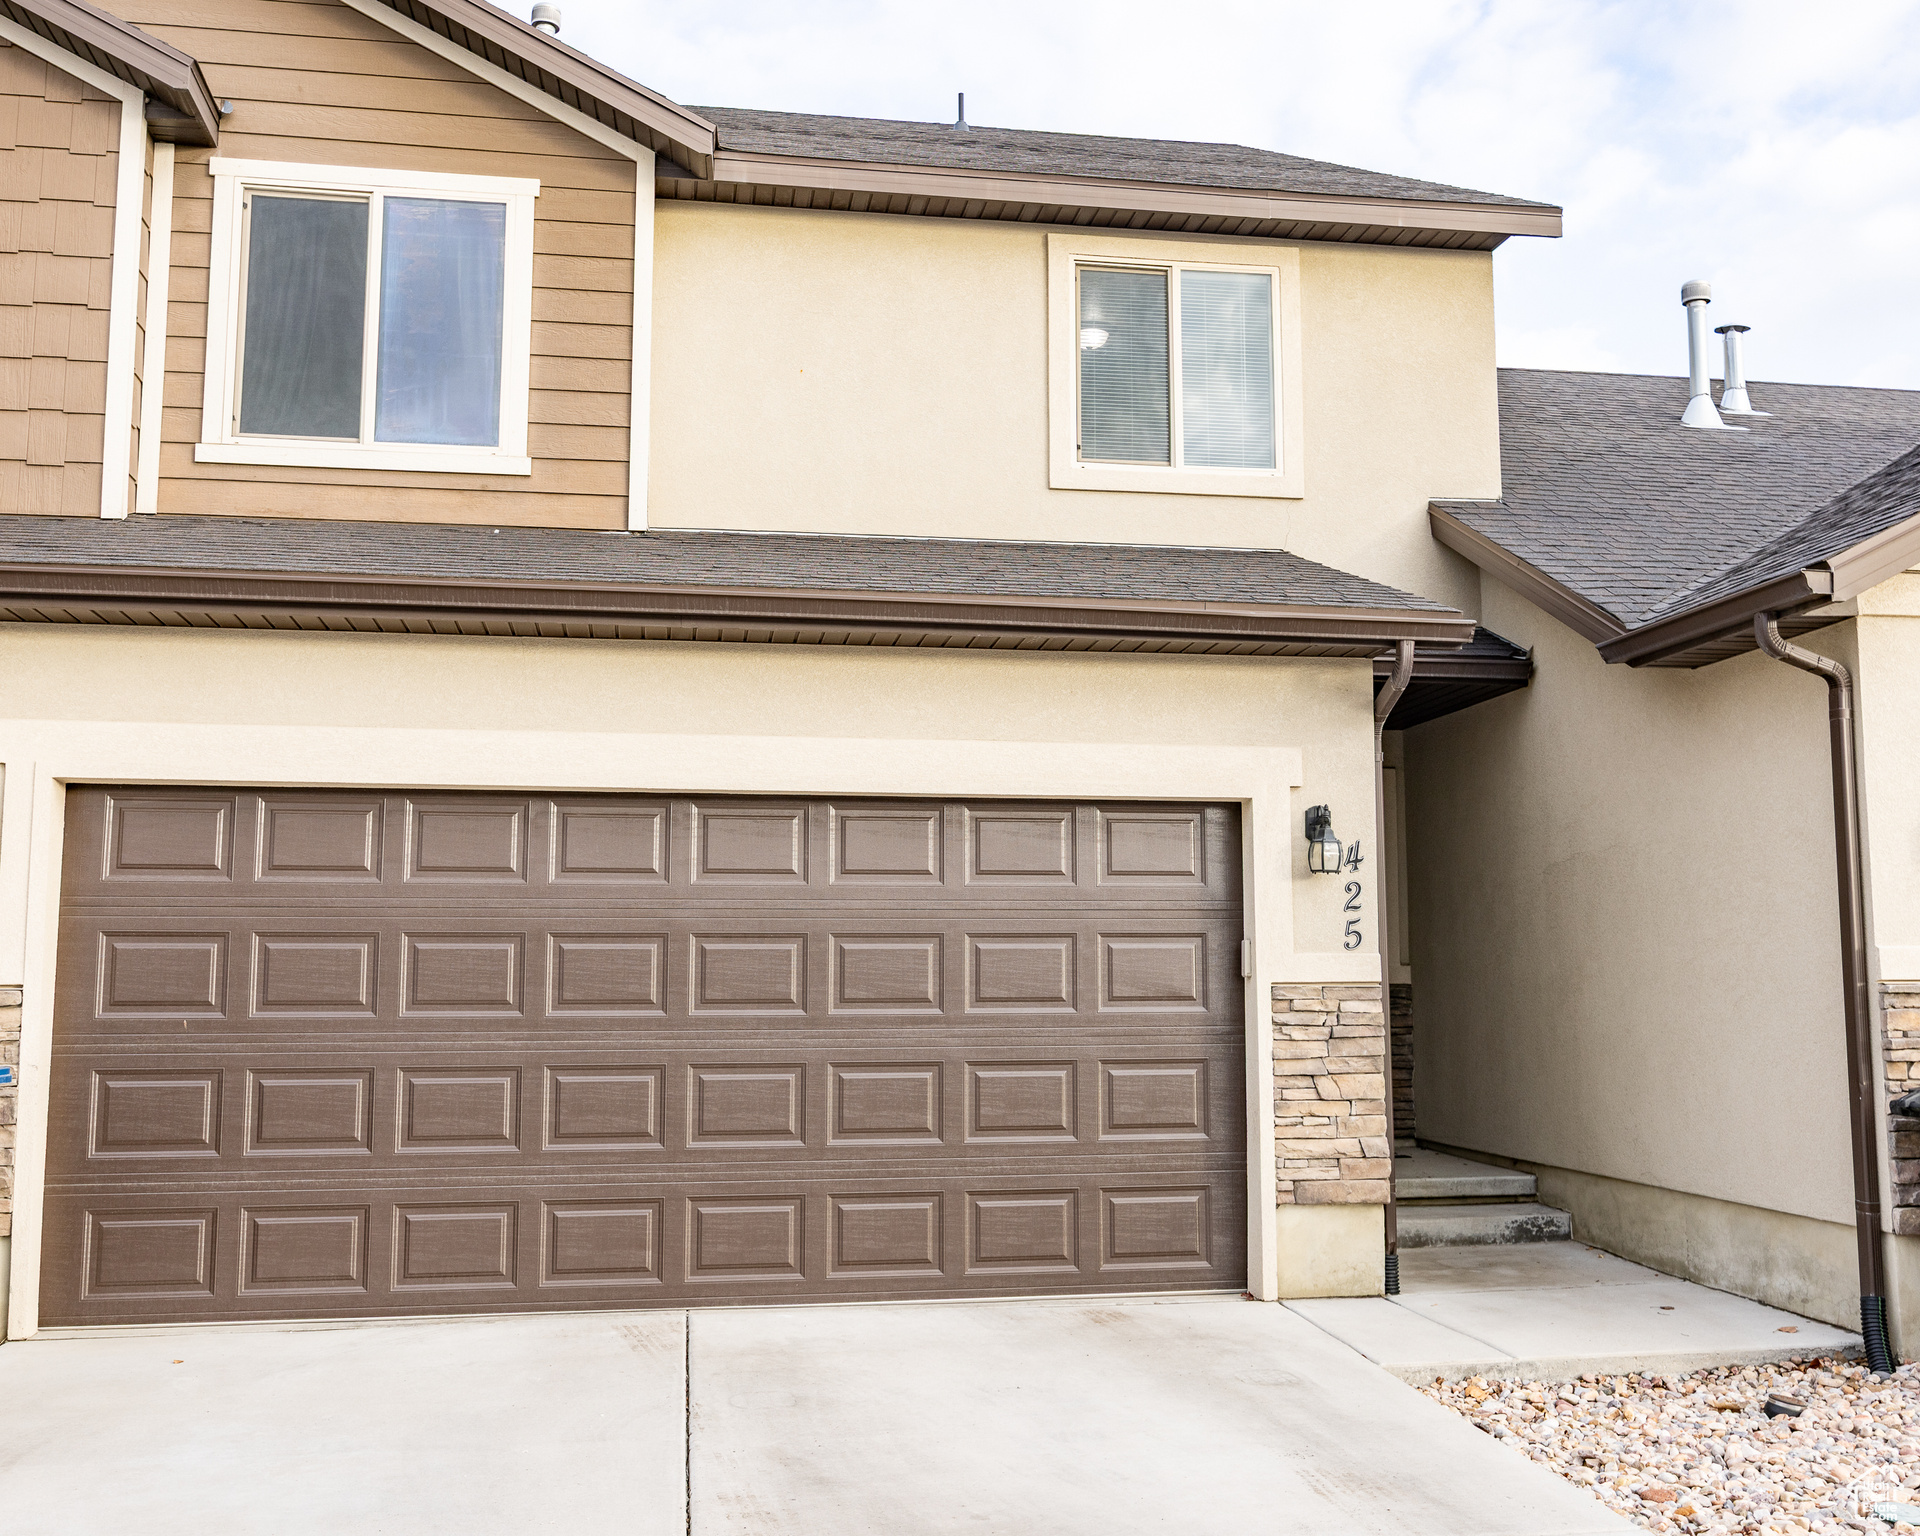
[0,1294,1631,1536]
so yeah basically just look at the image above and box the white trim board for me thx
[195,159,539,475]
[133,142,175,515]
[0,16,148,520]
[1047,231,1306,501]
[335,0,655,528]
[0,721,1334,1336]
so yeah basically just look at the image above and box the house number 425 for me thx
[1341,842,1365,951]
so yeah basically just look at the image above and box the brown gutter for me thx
[0,564,1477,651]
[1428,504,1626,644]
[1373,639,1416,1295]
[1753,612,1894,1373]
[1599,569,1832,667]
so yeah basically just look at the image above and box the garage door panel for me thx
[46,791,1244,1325]
[54,1048,1241,1166]
[44,1167,1243,1319]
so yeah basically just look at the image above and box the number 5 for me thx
[1343,918,1362,951]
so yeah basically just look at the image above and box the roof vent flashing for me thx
[1680,280,1746,432]
[1715,323,1770,418]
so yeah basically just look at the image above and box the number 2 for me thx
[1343,881,1362,912]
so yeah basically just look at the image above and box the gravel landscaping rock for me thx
[1422,1356,1920,1534]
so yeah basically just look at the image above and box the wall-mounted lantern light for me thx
[1305,804,1344,874]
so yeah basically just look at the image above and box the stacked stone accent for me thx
[1885,983,1920,1235]
[1273,982,1391,1204]
[1390,983,1415,1144]
[0,986,18,1240]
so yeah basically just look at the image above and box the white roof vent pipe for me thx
[1680,280,1737,429]
[1715,324,1769,417]
[530,2,560,34]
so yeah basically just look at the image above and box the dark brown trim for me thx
[1598,569,1833,668]
[1370,649,1531,683]
[2,0,219,144]
[0,563,1477,651]
[662,152,1559,250]
[1428,503,1627,643]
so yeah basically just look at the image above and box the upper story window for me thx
[1048,234,1302,498]
[1078,265,1274,469]
[197,160,538,476]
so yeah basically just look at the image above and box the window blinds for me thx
[1078,267,1170,464]
[1180,270,1275,469]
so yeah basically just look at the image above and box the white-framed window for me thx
[1047,234,1303,498]
[197,159,539,476]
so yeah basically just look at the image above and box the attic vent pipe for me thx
[953,92,970,130]
[1716,324,1769,417]
[1681,280,1734,430]
[530,2,560,34]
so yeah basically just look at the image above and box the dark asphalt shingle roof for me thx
[1439,369,1920,629]
[692,106,1554,210]
[1646,439,1920,622]
[0,515,1456,614]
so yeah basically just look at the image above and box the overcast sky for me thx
[550,0,1920,392]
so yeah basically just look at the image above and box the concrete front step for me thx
[1398,1202,1573,1249]
[1396,1147,1537,1201]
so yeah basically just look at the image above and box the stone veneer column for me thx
[1272,982,1391,1204]
[1885,982,1920,1235]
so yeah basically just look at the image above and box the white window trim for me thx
[1047,232,1304,499]
[197,158,539,476]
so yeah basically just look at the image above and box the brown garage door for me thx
[42,789,1246,1326]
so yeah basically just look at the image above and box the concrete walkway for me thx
[0,1294,1631,1536]
[1287,1243,1861,1383]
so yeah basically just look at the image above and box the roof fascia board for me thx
[702,150,1564,240]
[0,563,1476,648]
[350,0,712,172]
[1596,569,1831,667]
[1428,503,1626,643]
[1,0,217,143]
[1372,651,1531,683]
[336,0,646,164]
[1823,507,1920,602]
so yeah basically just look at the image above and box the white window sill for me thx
[195,441,534,476]
[1050,460,1304,499]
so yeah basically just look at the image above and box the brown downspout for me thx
[1754,612,1894,1372]
[1375,639,1416,1295]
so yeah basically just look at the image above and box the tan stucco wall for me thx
[1404,579,1856,1234]
[0,622,1389,1333]
[647,204,1498,613]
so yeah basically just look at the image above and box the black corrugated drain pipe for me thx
[1754,612,1894,1374]
[1375,639,1416,1296]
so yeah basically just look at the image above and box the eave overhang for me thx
[0,562,1478,656]
[1371,630,1532,728]
[659,156,1563,251]
[1428,502,1626,642]
[2,0,218,144]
